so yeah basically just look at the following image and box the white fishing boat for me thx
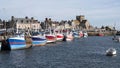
[106,48,116,56]
[66,32,74,41]
[112,32,120,42]
[83,31,88,38]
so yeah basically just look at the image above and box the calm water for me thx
[0,36,120,68]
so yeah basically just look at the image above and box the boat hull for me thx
[31,36,47,46]
[73,32,80,38]
[66,34,74,41]
[106,48,116,56]
[0,36,32,51]
[56,34,64,41]
[45,35,56,43]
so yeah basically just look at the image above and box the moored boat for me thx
[83,32,88,38]
[98,33,104,36]
[73,31,80,38]
[45,34,56,43]
[79,31,84,37]
[66,32,74,41]
[0,35,32,51]
[56,34,64,41]
[31,36,47,46]
[113,36,120,42]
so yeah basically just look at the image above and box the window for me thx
[21,20,23,23]
[26,20,29,23]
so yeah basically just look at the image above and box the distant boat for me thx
[73,31,80,38]
[98,33,104,36]
[111,23,120,42]
[79,31,84,38]
[112,26,120,42]
[66,32,74,41]
[116,31,120,35]
[83,32,88,38]
[113,36,120,42]
[106,48,116,56]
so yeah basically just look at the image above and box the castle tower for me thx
[76,15,85,22]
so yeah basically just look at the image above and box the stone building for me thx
[72,15,90,30]
[0,19,3,29]
[72,20,80,29]
[11,16,41,33]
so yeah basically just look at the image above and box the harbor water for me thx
[0,36,120,68]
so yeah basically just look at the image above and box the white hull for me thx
[106,48,116,56]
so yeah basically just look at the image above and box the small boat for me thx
[106,48,116,56]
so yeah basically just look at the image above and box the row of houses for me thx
[0,15,92,33]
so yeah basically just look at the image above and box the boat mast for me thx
[113,23,116,38]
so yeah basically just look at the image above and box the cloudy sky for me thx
[0,0,120,30]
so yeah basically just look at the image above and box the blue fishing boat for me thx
[73,32,80,38]
[7,37,26,49]
[0,35,32,51]
[31,36,47,46]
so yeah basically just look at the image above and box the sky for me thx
[0,0,120,30]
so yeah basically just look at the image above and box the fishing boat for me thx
[112,26,120,42]
[73,31,80,38]
[98,33,104,36]
[44,29,56,43]
[83,31,88,38]
[56,33,64,41]
[54,30,64,41]
[31,36,47,46]
[0,31,32,51]
[0,35,32,51]
[66,32,74,41]
[113,36,120,42]
[79,31,84,37]
[106,48,116,56]
[45,34,56,43]
[30,32,47,46]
